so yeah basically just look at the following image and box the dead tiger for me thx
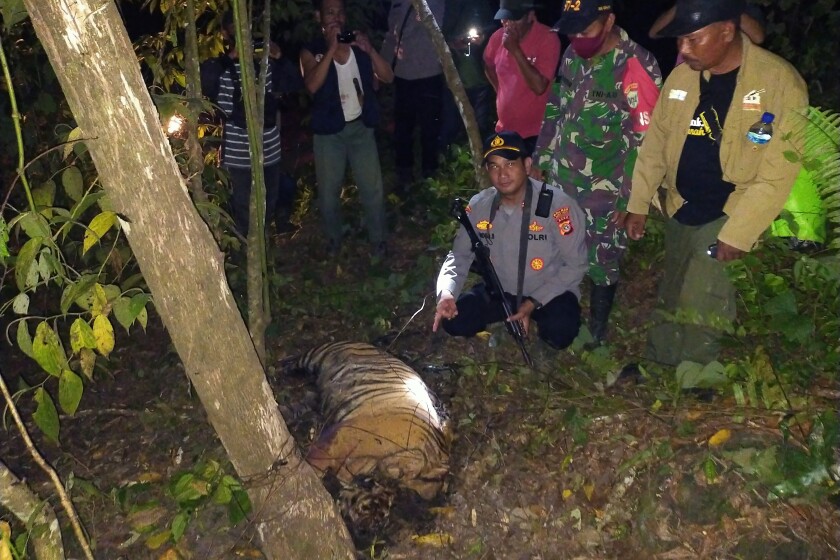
[296,341,450,500]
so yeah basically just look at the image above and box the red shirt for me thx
[484,22,560,138]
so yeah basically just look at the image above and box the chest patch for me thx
[530,257,544,271]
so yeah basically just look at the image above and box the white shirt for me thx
[335,49,363,122]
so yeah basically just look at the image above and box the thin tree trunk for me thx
[0,459,64,560]
[21,1,354,557]
[411,0,488,187]
[230,0,270,362]
[181,0,213,222]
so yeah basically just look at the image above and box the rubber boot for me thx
[589,283,618,345]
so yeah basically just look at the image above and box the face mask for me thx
[570,32,606,59]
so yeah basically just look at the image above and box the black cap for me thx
[483,131,528,161]
[494,0,535,21]
[659,0,746,37]
[552,0,612,35]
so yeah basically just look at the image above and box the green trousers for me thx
[646,216,736,365]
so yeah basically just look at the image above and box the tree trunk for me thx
[411,0,488,187]
[21,1,354,558]
[0,459,64,560]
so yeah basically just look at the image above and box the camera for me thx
[337,31,355,44]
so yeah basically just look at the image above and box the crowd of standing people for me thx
[204,0,809,372]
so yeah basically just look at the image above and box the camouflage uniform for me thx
[535,28,661,286]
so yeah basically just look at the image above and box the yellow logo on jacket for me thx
[476,220,492,231]
[528,221,544,232]
[530,258,544,271]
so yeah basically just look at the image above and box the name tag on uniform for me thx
[668,89,687,101]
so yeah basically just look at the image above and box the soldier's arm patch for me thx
[624,57,661,134]
[553,207,574,235]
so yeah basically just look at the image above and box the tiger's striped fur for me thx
[297,341,450,500]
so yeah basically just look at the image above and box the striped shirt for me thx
[217,61,282,169]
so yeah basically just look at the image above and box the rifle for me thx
[451,198,533,367]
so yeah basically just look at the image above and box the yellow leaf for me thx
[428,506,455,518]
[79,347,96,379]
[145,530,171,550]
[63,127,84,160]
[1,537,12,560]
[583,482,595,501]
[562,489,573,500]
[708,429,732,447]
[83,211,117,254]
[411,533,453,547]
[0,520,10,539]
[138,472,164,483]
[93,315,115,356]
[157,548,183,560]
[91,284,110,318]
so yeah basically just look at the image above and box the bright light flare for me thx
[165,114,185,136]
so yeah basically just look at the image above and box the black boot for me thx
[589,283,618,345]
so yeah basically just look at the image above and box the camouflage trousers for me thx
[563,187,626,287]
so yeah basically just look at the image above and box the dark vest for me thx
[306,38,380,135]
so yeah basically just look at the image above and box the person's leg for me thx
[442,284,508,337]
[313,132,349,250]
[438,86,459,149]
[345,121,386,247]
[393,77,416,183]
[532,292,582,349]
[263,162,281,230]
[646,217,732,365]
[227,166,252,235]
[581,190,626,343]
[418,74,443,177]
[469,85,494,140]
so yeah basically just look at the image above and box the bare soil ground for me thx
[2,197,838,559]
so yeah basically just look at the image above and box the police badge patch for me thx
[553,207,574,236]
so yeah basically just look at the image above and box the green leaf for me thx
[93,315,115,356]
[37,249,53,284]
[170,473,210,505]
[58,370,84,415]
[136,307,148,331]
[15,237,42,291]
[12,293,29,315]
[32,321,67,377]
[16,321,33,358]
[776,312,814,343]
[69,318,97,354]
[0,214,9,259]
[61,165,84,201]
[676,360,728,389]
[1,0,29,30]
[15,211,51,240]
[764,291,797,316]
[112,297,134,331]
[228,489,251,525]
[33,180,56,218]
[170,511,189,542]
[33,388,60,443]
[60,274,97,314]
[83,211,117,254]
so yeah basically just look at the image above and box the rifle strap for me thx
[391,4,415,72]
[487,180,534,310]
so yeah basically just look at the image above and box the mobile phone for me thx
[337,31,355,44]
[707,243,718,259]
